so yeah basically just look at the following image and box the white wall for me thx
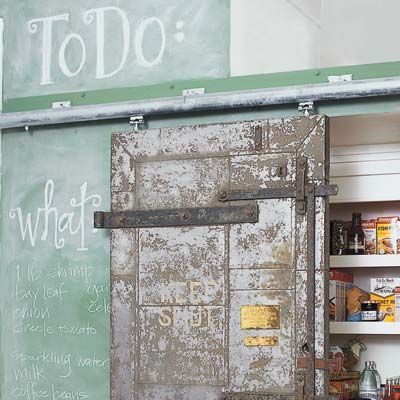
[231,0,400,76]
[0,18,3,111]
[230,0,321,76]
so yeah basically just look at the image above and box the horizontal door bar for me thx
[218,185,338,202]
[94,204,258,229]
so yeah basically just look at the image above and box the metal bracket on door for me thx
[218,157,337,205]
[129,115,145,132]
[94,203,258,229]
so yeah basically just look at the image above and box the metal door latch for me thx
[296,157,307,215]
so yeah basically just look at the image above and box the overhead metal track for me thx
[2,76,400,129]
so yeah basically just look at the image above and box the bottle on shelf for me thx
[360,361,379,399]
[347,212,365,255]
[384,378,395,400]
[381,385,386,400]
[372,362,382,399]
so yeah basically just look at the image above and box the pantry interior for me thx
[329,110,400,387]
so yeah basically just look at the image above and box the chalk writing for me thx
[8,185,109,400]
[17,264,41,283]
[14,322,97,337]
[75,354,109,368]
[47,263,94,284]
[9,180,102,251]
[51,384,89,400]
[14,364,47,382]
[13,307,51,320]
[43,282,67,301]
[86,284,109,302]
[12,382,49,399]
[83,7,129,79]
[27,8,182,86]
[87,298,110,314]
[12,383,89,400]
[11,350,72,379]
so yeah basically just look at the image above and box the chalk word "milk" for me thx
[27,7,182,86]
[9,180,102,251]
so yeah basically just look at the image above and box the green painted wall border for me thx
[3,61,400,113]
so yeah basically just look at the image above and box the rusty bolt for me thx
[119,216,127,224]
[218,190,228,201]
[244,207,254,217]
[180,212,190,221]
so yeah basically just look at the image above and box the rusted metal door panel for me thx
[109,116,330,400]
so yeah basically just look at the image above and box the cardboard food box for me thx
[396,286,400,323]
[329,377,359,400]
[370,277,400,322]
[330,280,346,321]
[362,219,377,255]
[329,271,353,321]
[377,217,398,255]
[330,270,353,284]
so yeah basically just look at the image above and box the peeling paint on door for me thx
[109,116,330,400]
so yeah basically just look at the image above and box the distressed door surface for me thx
[110,116,330,400]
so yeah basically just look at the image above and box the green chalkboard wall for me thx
[0,124,113,400]
[2,0,229,100]
[0,0,230,398]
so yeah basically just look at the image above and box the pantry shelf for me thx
[330,255,400,268]
[330,322,400,335]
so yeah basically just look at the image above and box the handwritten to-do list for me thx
[5,179,110,400]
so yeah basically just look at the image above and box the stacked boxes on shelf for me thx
[370,278,400,322]
[330,270,353,322]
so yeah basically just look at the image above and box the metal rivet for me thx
[180,212,189,221]
[245,207,254,217]
[219,190,228,201]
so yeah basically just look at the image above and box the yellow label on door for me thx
[244,336,279,346]
[240,305,280,329]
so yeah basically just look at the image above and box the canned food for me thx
[361,301,379,321]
